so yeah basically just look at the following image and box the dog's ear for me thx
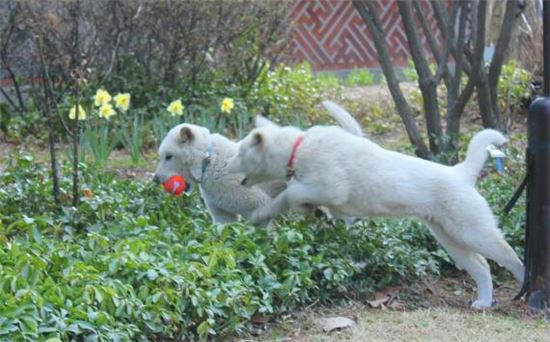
[180,126,194,143]
[255,115,278,128]
[252,132,265,149]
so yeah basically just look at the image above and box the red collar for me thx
[286,135,304,179]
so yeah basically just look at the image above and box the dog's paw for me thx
[251,208,273,225]
[470,298,494,310]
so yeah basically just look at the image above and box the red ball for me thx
[162,175,187,196]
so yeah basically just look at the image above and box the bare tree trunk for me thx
[469,0,500,129]
[352,0,430,159]
[39,57,61,206]
[353,0,524,163]
[1,4,26,112]
[446,1,470,138]
[398,1,442,155]
[487,0,526,130]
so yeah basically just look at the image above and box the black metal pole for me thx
[524,0,550,309]
[545,0,550,97]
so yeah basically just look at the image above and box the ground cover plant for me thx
[0,0,542,339]
[0,126,527,341]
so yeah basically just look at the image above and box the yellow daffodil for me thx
[114,93,131,112]
[98,104,116,120]
[220,97,234,114]
[94,89,112,107]
[68,105,86,120]
[167,99,184,116]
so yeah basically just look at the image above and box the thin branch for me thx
[447,1,475,136]
[471,0,499,129]
[413,1,443,68]
[353,0,430,158]
[398,1,442,154]
[1,5,26,111]
[488,0,526,120]
[0,87,18,110]
[431,0,472,76]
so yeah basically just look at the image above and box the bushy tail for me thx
[454,129,507,183]
[322,101,363,137]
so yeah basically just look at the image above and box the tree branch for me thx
[431,0,472,76]
[1,4,26,112]
[487,0,526,124]
[352,0,430,158]
[398,1,442,154]
[413,1,445,76]
[468,0,499,129]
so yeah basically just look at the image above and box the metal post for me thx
[524,0,550,309]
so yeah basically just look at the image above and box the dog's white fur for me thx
[227,101,524,309]
[154,124,279,225]
[153,102,363,226]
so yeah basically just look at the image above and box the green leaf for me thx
[197,321,210,340]
[31,226,42,243]
[146,269,158,281]
[20,316,37,333]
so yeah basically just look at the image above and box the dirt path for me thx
[243,276,549,342]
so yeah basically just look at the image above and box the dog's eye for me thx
[165,155,173,161]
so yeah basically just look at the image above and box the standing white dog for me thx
[152,103,363,226]
[227,101,524,309]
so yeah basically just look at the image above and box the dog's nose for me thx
[152,174,161,184]
[241,177,248,186]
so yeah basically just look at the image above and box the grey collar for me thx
[199,139,213,182]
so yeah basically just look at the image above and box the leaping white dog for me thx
[227,101,524,309]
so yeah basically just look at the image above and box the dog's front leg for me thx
[251,188,290,224]
[251,182,330,224]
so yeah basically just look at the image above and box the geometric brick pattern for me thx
[289,0,443,71]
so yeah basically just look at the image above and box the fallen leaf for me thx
[422,280,436,294]
[318,316,356,333]
[251,315,269,324]
[389,300,406,311]
[367,295,390,308]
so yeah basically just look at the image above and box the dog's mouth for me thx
[184,182,194,193]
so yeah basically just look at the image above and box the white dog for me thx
[227,101,524,309]
[152,103,363,226]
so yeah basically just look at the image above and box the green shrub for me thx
[315,72,342,89]
[404,59,419,82]
[248,63,337,127]
[403,59,437,83]
[0,130,527,340]
[0,152,445,340]
[345,68,375,86]
[498,59,532,113]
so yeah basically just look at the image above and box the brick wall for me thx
[288,0,443,71]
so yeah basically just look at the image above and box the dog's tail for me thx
[322,101,363,137]
[454,129,507,183]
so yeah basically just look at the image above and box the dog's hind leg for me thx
[425,220,494,309]
[451,224,524,284]
[439,205,524,284]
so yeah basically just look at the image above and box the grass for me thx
[242,273,550,341]
[261,308,550,342]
